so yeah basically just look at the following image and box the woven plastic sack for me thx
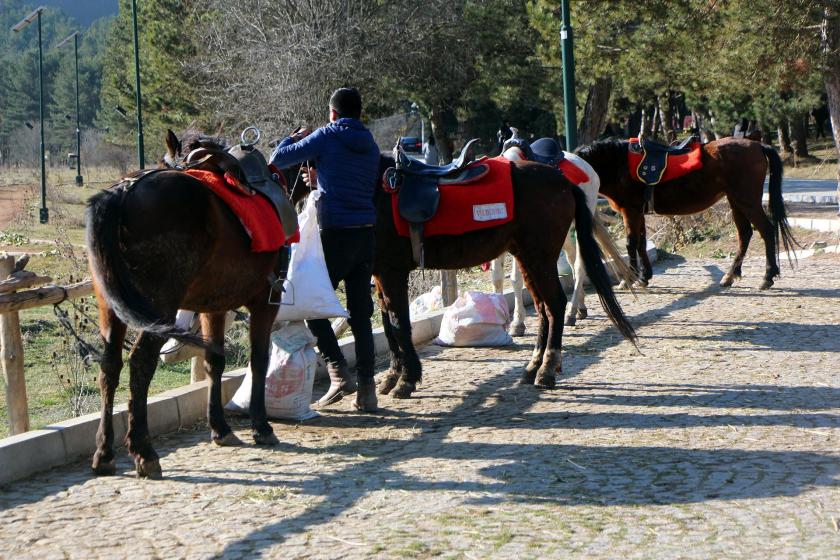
[409,285,444,320]
[226,322,319,421]
[276,191,347,321]
[435,291,513,347]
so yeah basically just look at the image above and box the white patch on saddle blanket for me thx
[473,203,508,222]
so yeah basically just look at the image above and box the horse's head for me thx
[162,129,230,169]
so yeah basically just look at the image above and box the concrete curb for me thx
[0,244,651,487]
[788,217,840,233]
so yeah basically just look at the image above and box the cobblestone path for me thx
[2,254,839,559]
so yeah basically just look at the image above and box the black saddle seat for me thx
[396,138,481,177]
[530,137,565,166]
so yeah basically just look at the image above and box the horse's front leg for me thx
[201,312,241,446]
[247,302,279,445]
[374,269,421,399]
[620,209,643,288]
[637,219,653,284]
[92,305,126,476]
[126,331,166,479]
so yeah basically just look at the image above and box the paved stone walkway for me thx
[2,255,839,559]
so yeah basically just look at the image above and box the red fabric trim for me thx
[557,158,590,185]
[185,169,292,252]
[391,156,514,237]
[627,138,703,184]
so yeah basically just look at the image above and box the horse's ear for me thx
[166,129,181,157]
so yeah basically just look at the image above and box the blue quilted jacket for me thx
[270,118,380,229]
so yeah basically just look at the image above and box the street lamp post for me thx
[560,0,577,151]
[57,31,83,186]
[12,6,49,223]
[131,0,145,169]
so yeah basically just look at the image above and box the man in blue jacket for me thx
[270,87,380,412]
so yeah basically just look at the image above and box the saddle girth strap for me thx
[409,223,425,269]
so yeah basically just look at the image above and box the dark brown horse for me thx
[86,132,288,479]
[576,138,797,289]
[345,155,638,399]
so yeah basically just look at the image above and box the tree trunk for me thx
[429,106,453,164]
[658,91,676,142]
[790,113,810,157]
[822,5,840,199]
[577,76,612,146]
[777,122,793,154]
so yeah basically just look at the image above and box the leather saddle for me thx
[385,138,487,267]
[184,144,298,239]
[501,136,565,167]
[629,135,699,186]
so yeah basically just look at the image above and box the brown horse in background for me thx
[313,155,639,399]
[576,138,797,289]
[86,132,287,479]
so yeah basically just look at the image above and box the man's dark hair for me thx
[329,87,362,119]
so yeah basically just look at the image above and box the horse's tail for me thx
[761,144,798,267]
[592,214,638,290]
[570,184,638,347]
[86,188,211,348]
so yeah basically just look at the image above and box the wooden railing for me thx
[0,253,93,435]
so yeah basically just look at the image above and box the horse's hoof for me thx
[135,458,162,480]
[91,456,116,476]
[390,380,416,399]
[253,431,279,446]
[508,323,526,337]
[759,278,774,290]
[377,372,400,395]
[636,278,649,288]
[564,315,577,327]
[617,280,628,290]
[213,432,243,447]
[519,370,536,385]
[535,372,556,389]
[576,308,588,320]
[719,275,734,288]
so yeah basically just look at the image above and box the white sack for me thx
[409,285,444,320]
[226,322,319,421]
[275,192,347,321]
[435,291,513,347]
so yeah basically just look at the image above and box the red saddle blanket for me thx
[627,138,703,185]
[557,158,590,186]
[391,156,514,238]
[185,169,295,252]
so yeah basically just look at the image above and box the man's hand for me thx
[290,127,312,142]
[302,167,317,188]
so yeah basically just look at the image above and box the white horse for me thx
[491,146,635,335]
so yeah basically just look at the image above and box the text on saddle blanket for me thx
[389,156,515,237]
[185,169,299,252]
[628,137,703,186]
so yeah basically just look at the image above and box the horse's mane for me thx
[180,130,229,154]
[575,138,629,183]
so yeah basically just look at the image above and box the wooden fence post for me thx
[0,254,30,434]
[441,270,458,306]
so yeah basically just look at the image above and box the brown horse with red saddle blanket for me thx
[86,130,297,479]
[331,145,638,399]
[576,137,797,289]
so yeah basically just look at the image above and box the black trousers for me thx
[306,227,376,379]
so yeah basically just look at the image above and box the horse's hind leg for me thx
[247,302,279,445]
[376,280,405,395]
[509,259,527,336]
[737,202,779,289]
[375,268,422,398]
[517,253,567,389]
[201,312,240,446]
[564,234,588,326]
[92,305,126,476]
[125,331,166,479]
[490,254,506,293]
[720,202,753,287]
[514,256,549,385]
